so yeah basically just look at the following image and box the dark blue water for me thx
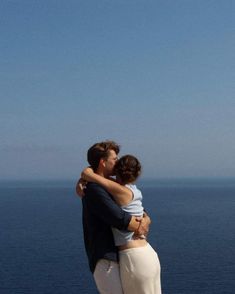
[0,179,235,294]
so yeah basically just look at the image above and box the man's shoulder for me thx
[85,182,109,195]
[83,182,113,204]
[86,182,105,189]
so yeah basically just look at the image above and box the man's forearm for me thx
[85,184,132,230]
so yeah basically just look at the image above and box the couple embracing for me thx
[76,140,161,294]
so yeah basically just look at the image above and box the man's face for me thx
[103,150,118,177]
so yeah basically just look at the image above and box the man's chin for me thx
[110,171,117,178]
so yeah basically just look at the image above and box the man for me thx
[76,140,151,294]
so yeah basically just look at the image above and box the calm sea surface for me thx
[0,179,235,294]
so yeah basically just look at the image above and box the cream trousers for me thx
[93,259,123,294]
[119,243,162,294]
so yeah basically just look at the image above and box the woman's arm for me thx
[81,167,133,206]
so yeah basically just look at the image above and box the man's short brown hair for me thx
[87,140,120,171]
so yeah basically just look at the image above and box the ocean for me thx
[0,179,235,294]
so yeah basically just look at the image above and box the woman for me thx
[81,154,161,294]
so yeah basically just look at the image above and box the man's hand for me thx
[135,212,151,237]
[127,212,151,237]
[76,178,87,198]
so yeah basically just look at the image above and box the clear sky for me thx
[1,0,235,180]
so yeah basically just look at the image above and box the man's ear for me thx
[99,158,106,168]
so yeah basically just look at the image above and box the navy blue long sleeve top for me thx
[82,182,132,273]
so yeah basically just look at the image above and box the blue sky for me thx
[1,0,235,180]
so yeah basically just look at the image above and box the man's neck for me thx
[96,168,106,178]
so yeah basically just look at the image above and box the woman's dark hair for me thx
[87,140,120,171]
[114,155,141,184]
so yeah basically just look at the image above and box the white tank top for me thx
[112,184,144,246]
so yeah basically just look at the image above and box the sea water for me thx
[0,179,235,294]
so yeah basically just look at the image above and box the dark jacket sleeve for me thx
[84,182,131,230]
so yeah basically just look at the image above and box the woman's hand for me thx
[81,167,94,181]
[76,178,87,198]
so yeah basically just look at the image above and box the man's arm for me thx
[84,183,151,235]
[84,183,130,230]
[84,183,148,232]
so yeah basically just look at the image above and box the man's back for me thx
[82,182,131,273]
